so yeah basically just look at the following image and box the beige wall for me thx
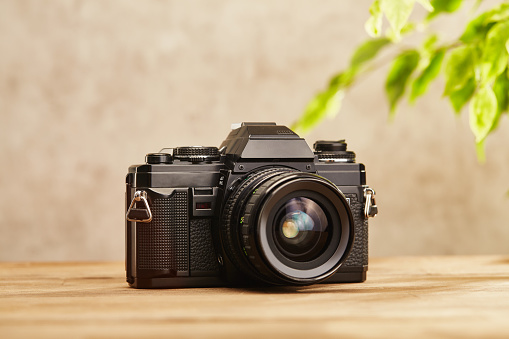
[1,0,508,261]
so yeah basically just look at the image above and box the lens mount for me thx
[220,168,354,286]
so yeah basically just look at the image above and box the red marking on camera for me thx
[196,202,211,210]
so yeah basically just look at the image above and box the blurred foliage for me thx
[292,0,509,161]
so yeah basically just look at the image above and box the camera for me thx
[125,122,377,288]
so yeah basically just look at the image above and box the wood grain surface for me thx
[1,256,508,338]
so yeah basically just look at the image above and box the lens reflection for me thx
[281,211,315,239]
[274,197,331,262]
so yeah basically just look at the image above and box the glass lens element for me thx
[274,197,332,262]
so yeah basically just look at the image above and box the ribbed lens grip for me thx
[220,168,296,284]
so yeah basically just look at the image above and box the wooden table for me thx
[1,256,508,338]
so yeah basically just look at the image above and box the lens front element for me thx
[275,197,331,262]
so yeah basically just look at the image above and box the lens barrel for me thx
[221,168,354,285]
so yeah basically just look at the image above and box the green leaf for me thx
[416,0,434,12]
[423,34,439,54]
[469,85,498,143]
[480,21,509,83]
[293,35,392,134]
[329,70,355,88]
[350,38,391,70]
[385,50,420,115]
[449,78,476,113]
[493,68,509,115]
[488,3,509,22]
[461,3,509,43]
[489,68,509,133]
[380,0,415,41]
[426,0,463,20]
[443,46,476,95]
[460,13,491,43]
[292,86,344,135]
[475,139,486,163]
[473,0,483,10]
[410,49,445,102]
[400,22,417,35]
[365,0,383,37]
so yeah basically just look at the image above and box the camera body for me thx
[126,122,377,288]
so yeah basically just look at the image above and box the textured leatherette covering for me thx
[136,192,189,272]
[190,218,220,273]
[343,193,368,267]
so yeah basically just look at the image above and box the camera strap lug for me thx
[126,190,153,223]
[364,187,378,219]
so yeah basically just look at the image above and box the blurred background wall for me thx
[0,0,508,261]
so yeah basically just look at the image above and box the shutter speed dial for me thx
[314,140,356,163]
[173,146,220,163]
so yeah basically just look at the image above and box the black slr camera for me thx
[125,122,377,288]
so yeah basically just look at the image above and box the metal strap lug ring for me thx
[126,190,153,223]
[364,187,378,219]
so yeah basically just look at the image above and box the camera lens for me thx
[221,168,354,286]
[274,197,330,262]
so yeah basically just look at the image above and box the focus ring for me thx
[240,171,305,283]
[221,168,296,284]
